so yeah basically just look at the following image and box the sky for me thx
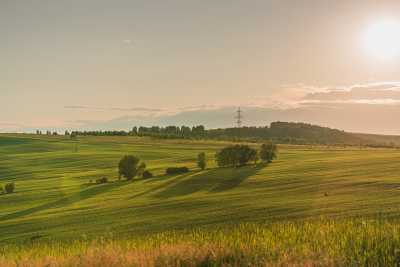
[2,0,400,134]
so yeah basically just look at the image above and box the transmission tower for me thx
[235,107,243,128]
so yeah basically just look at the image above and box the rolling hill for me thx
[1,134,400,244]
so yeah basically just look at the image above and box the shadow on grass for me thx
[128,173,193,199]
[0,181,130,222]
[156,163,268,198]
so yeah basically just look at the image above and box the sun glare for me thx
[364,20,400,60]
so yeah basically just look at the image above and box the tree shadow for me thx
[128,173,193,200]
[0,181,129,222]
[156,163,268,198]
[211,163,268,192]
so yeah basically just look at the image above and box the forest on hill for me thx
[61,121,396,147]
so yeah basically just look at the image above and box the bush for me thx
[197,152,206,170]
[259,142,278,163]
[215,145,258,167]
[137,162,146,177]
[166,167,189,175]
[5,182,15,194]
[142,170,153,179]
[96,177,108,184]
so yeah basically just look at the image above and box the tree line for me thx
[38,121,380,146]
[62,125,206,139]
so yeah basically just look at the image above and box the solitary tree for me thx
[197,152,206,170]
[118,155,142,180]
[4,182,15,194]
[259,142,278,163]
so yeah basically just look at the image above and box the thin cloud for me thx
[178,104,222,111]
[110,107,163,112]
[123,39,134,45]
[64,106,164,112]
[302,82,400,105]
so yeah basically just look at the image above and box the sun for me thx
[364,20,400,60]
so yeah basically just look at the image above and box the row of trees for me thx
[132,125,206,138]
[36,130,59,136]
[38,121,374,146]
[215,143,277,167]
[63,125,207,139]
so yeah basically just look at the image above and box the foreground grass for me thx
[1,218,400,266]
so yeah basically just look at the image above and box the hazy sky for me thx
[2,0,400,133]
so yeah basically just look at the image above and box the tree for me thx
[215,145,257,167]
[259,142,278,163]
[248,149,259,165]
[131,126,138,136]
[4,182,15,194]
[118,155,142,180]
[197,152,206,170]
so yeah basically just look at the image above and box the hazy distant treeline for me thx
[51,122,394,146]
[68,125,206,139]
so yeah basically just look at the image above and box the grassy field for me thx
[2,219,400,266]
[2,134,400,265]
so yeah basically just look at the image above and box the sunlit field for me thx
[2,134,400,265]
[2,219,400,266]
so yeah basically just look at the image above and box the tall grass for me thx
[2,218,400,266]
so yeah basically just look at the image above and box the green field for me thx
[1,134,400,246]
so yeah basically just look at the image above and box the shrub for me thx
[142,170,153,179]
[96,177,108,184]
[118,155,143,180]
[0,185,3,194]
[197,152,206,170]
[166,167,189,175]
[5,182,15,194]
[137,162,146,177]
[259,142,278,163]
[215,145,258,167]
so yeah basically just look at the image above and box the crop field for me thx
[1,134,400,265]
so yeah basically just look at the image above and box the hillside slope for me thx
[1,134,400,243]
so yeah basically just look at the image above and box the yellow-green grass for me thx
[1,134,400,245]
[2,219,400,266]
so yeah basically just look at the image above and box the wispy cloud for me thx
[251,82,400,109]
[64,105,164,113]
[301,82,400,105]
[177,104,223,112]
[123,39,134,45]
[0,122,24,132]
